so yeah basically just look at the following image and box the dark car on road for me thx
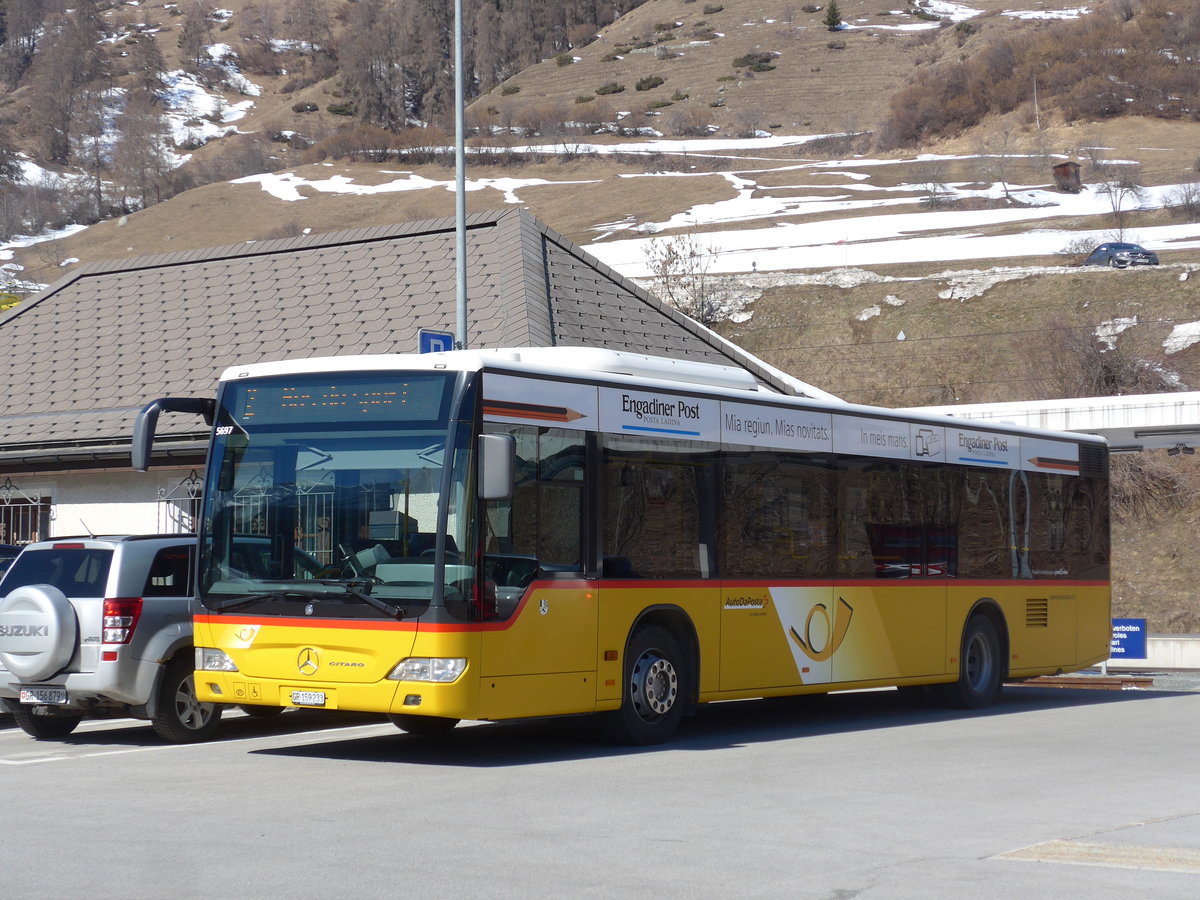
[1084,242,1159,268]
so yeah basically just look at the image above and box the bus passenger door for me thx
[477,425,597,719]
[718,451,840,691]
[830,524,949,686]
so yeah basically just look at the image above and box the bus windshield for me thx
[198,371,476,618]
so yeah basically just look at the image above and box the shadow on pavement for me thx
[0,706,384,745]
[251,682,1197,768]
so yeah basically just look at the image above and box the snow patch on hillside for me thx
[1164,322,1200,354]
[1097,316,1139,350]
[937,269,1035,301]
[232,170,598,203]
[1004,6,1092,21]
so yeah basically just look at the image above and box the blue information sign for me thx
[1110,618,1147,659]
[418,329,455,354]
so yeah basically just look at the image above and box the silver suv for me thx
[0,535,221,742]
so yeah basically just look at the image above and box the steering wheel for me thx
[420,548,462,563]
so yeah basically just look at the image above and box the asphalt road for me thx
[2,683,1199,899]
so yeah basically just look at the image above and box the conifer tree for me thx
[824,1,842,31]
[178,2,213,75]
[26,1,107,163]
[0,0,45,88]
[127,32,166,99]
[0,136,19,183]
[113,89,172,210]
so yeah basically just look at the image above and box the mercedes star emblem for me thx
[297,647,319,675]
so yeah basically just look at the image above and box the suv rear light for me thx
[53,542,86,549]
[103,597,143,644]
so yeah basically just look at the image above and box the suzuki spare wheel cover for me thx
[0,584,77,680]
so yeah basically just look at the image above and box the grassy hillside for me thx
[470,0,925,140]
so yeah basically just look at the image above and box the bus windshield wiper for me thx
[203,581,407,618]
[203,588,331,612]
[337,581,407,619]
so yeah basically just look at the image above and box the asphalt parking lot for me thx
[3,678,1200,900]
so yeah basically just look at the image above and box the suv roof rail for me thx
[34,533,197,542]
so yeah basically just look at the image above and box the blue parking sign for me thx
[1110,618,1147,659]
[418,329,455,353]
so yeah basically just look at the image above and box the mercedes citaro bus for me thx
[133,347,1110,743]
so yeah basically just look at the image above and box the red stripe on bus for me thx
[195,614,419,631]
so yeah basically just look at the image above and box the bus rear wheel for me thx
[389,714,460,736]
[939,615,1003,709]
[608,625,686,745]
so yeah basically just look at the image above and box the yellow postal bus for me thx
[134,348,1111,743]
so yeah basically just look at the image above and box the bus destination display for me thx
[237,374,450,424]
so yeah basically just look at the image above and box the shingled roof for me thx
[0,208,800,471]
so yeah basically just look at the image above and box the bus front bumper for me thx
[195,669,475,719]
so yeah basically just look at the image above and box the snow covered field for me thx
[7,132,1200,313]
[224,139,1200,278]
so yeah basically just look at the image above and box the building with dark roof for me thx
[0,209,809,541]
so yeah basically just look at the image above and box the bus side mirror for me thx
[132,397,215,471]
[478,433,515,500]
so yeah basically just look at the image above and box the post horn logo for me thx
[790,596,854,662]
[297,647,319,675]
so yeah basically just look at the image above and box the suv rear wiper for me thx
[203,582,407,619]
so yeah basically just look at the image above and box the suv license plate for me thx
[291,690,326,707]
[20,687,68,705]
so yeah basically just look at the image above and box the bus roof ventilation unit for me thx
[480,347,764,393]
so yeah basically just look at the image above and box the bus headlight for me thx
[387,657,466,683]
[196,647,239,672]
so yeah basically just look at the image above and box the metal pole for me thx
[454,0,468,349]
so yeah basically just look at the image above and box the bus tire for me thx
[389,714,460,736]
[12,706,84,740]
[608,625,686,745]
[939,615,1003,709]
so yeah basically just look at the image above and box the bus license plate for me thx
[291,690,326,707]
[21,687,68,705]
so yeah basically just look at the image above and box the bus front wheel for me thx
[608,625,686,745]
[939,615,1003,709]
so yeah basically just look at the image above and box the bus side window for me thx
[839,459,958,578]
[721,451,834,579]
[602,436,714,579]
[1026,471,1109,579]
[957,468,1009,579]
